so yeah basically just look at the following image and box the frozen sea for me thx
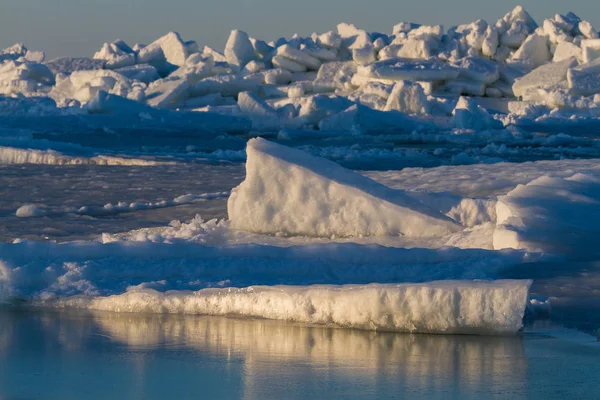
[2,125,600,398]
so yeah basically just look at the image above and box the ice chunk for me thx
[263,68,293,85]
[392,22,421,35]
[296,95,353,125]
[227,138,459,238]
[359,58,460,82]
[49,69,137,105]
[384,80,429,114]
[512,57,577,97]
[454,57,500,84]
[145,77,189,108]
[250,38,273,57]
[43,57,105,75]
[579,21,599,40]
[202,46,227,63]
[396,38,435,59]
[191,74,262,98]
[302,46,338,62]
[337,23,372,50]
[136,32,189,71]
[552,42,582,63]
[316,31,342,49]
[318,104,426,133]
[224,30,256,69]
[50,280,532,334]
[581,39,600,63]
[500,6,538,34]
[241,60,266,75]
[313,61,356,92]
[443,79,486,96]
[352,44,376,65]
[567,59,600,96]
[237,91,281,130]
[168,54,215,84]
[272,55,307,72]
[494,174,600,256]
[482,27,499,58]
[276,45,321,70]
[510,34,550,68]
[114,64,160,83]
[408,25,444,40]
[542,19,571,44]
[93,42,136,69]
[451,96,503,130]
[15,204,46,217]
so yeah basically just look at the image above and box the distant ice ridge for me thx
[1,6,600,135]
[0,146,170,166]
[40,280,532,334]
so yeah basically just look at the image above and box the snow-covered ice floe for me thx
[42,280,531,334]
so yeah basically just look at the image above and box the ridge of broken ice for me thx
[1,6,600,134]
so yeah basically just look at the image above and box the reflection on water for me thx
[0,309,531,400]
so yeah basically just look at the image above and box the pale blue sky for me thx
[1,0,598,59]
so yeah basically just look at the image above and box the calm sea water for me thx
[0,309,598,400]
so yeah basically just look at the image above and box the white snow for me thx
[43,280,531,334]
[493,174,600,256]
[510,33,550,68]
[15,204,45,218]
[567,59,600,96]
[451,97,503,130]
[512,57,577,98]
[228,138,459,238]
[384,80,429,114]
[224,30,256,69]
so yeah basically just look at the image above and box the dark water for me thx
[0,309,598,400]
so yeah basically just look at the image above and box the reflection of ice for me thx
[93,312,527,397]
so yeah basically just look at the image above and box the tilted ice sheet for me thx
[40,280,532,334]
[228,138,460,238]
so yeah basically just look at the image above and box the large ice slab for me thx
[43,280,532,334]
[512,57,577,98]
[228,138,460,238]
[567,59,600,96]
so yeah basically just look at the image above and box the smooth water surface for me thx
[0,309,598,400]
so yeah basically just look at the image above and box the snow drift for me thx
[228,138,460,238]
[493,173,600,257]
[43,280,532,334]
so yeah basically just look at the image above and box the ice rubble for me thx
[228,138,460,238]
[45,280,531,334]
[0,6,599,133]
